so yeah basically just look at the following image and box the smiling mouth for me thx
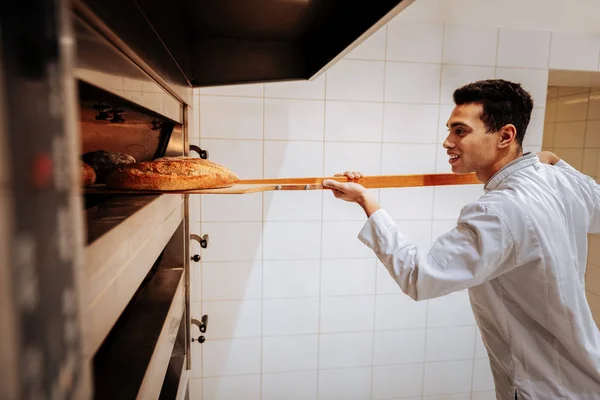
[449,155,460,164]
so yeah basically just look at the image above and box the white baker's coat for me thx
[358,154,600,399]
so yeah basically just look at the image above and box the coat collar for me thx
[484,152,538,192]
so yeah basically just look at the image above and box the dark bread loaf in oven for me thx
[81,161,96,186]
[81,150,136,183]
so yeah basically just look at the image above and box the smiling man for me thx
[323,79,600,399]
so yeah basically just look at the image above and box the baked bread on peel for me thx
[105,157,239,191]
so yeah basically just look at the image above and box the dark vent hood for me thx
[75,0,413,88]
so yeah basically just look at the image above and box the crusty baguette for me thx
[81,161,97,186]
[105,157,239,190]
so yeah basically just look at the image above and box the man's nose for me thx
[443,135,454,149]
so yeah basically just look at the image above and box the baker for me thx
[323,79,600,399]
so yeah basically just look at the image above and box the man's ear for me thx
[498,124,517,149]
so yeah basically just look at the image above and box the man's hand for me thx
[322,180,368,203]
[322,171,381,217]
[537,151,560,165]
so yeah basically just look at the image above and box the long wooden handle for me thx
[84,173,482,195]
[239,173,481,189]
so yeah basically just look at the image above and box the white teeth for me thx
[449,155,459,159]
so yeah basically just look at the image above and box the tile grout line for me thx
[203,325,482,341]
[316,70,328,400]
[422,21,447,400]
[201,139,467,146]
[494,26,500,68]
[370,23,389,400]
[547,83,558,151]
[199,91,548,105]
[493,25,500,80]
[470,325,479,400]
[198,65,547,103]
[598,40,600,71]
[260,83,265,400]
[196,92,205,392]
[581,86,592,178]
[471,27,501,400]
[202,360,483,377]
[201,217,467,225]
[202,217,454,223]
[547,31,553,71]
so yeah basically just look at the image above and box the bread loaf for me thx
[81,150,136,183]
[81,161,96,186]
[105,157,239,191]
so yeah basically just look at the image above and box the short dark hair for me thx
[452,79,534,146]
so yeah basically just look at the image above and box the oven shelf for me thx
[159,315,189,400]
[83,194,184,357]
[84,194,164,245]
[92,248,186,400]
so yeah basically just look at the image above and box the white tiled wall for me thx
[543,85,600,327]
[187,5,600,399]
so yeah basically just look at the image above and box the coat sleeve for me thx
[358,202,516,301]
[555,159,600,234]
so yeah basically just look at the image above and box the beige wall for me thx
[543,86,600,327]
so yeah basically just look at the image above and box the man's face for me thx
[443,103,499,175]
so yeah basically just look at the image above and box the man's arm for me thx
[322,179,516,301]
[359,203,515,300]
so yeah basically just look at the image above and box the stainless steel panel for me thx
[0,196,18,400]
[0,39,19,400]
[183,196,192,371]
[164,123,186,158]
[126,0,194,85]
[158,315,188,400]
[75,0,193,104]
[188,0,412,85]
[191,39,305,86]
[83,194,184,356]
[309,0,416,79]
[79,82,178,162]
[75,0,415,86]
[73,15,184,123]
[176,368,190,400]
[0,0,91,398]
[138,273,185,399]
[92,256,186,400]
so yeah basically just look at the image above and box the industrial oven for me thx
[0,0,414,398]
[75,5,196,399]
[2,1,197,398]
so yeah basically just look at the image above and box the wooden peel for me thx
[239,173,481,188]
[84,173,482,194]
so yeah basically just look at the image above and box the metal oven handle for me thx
[189,145,208,159]
[190,234,208,263]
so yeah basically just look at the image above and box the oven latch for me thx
[190,144,209,159]
[191,314,208,343]
[190,233,209,262]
